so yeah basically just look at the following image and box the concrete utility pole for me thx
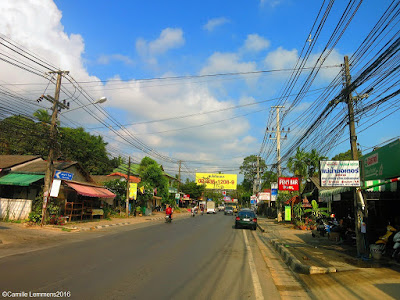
[41,70,69,226]
[125,156,131,217]
[268,106,289,222]
[177,160,181,194]
[343,56,367,256]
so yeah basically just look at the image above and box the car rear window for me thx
[226,206,233,210]
[238,211,255,218]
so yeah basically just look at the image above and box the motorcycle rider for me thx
[166,204,173,220]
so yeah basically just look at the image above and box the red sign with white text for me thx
[278,177,299,191]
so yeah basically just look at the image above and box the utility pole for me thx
[252,156,260,195]
[268,106,289,222]
[343,56,367,256]
[125,156,131,217]
[41,70,69,226]
[177,160,181,194]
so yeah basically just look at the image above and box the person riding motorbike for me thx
[166,205,173,221]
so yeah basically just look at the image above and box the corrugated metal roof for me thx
[0,155,42,169]
[0,173,44,186]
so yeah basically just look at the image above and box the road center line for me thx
[243,230,264,300]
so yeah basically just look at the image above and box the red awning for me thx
[65,182,116,199]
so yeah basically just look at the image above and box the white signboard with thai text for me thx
[320,160,360,187]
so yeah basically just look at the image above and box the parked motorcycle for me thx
[312,217,339,237]
[165,215,172,223]
[374,223,397,254]
[392,231,400,262]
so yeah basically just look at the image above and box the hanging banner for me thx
[129,183,137,200]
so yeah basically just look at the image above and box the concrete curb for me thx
[270,239,337,274]
[257,222,336,275]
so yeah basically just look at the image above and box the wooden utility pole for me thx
[41,71,69,226]
[126,157,131,217]
[343,56,366,256]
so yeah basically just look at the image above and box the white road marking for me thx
[243,230,264,300]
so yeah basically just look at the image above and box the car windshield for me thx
[238,211,255,218]
[226,206,233,210]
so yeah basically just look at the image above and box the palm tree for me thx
[287,147,309,192]
[306,149,327,177]
[33,109,51,124]
[287,147,308,178]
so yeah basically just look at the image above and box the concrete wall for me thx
[0,198,32,220]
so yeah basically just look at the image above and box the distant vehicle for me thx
[235,209,257,230]
[224,206,233,215]
[232,205,238,213]
[206,201,216,214]
[218,204,225,211]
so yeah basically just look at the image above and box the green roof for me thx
[0,173,44,186]
[113,164,140,175]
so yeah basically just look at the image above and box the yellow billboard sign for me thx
[195,173,237,190]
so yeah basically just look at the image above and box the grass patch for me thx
[61,227,72,232]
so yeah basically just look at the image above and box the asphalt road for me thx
[0,213,279,300]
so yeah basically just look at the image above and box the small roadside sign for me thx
[54,170,73,180]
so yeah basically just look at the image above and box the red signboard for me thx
[278,177,299,191]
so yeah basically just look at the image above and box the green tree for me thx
[239,155,267,193]
[138,157,169,204]
[180,180,205,200]
[33,109,51,124]
[306,149,327,177]
[59,127,112,174]
[0,115,48,155]
[104,179,127,208]
[287,147,308,180]
[331,149,362,161]
[261,170,278,190]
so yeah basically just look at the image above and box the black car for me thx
[224,206,233,215]
[235,209,257,230]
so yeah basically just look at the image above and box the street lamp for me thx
[41,93,107,226]
[60,97,107,115]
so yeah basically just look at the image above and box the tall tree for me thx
[138,157,169,203]
[33,109,51,124]
[306,149,327,177]
[331,149,362,161]
[239,155,267,192]
[287,147,308,179]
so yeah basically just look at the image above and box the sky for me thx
[0,0,399,182]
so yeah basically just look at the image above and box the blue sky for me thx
[1,0,399,181]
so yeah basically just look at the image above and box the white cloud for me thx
[97,54,134,65]
[136,28,184,57]
[0,1,261,175]
[203,17,230,32]
[201,52,257,75]
[260,0,284,8]
[242,34,270,52]
[264,47,298,70]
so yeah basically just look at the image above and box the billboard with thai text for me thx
[196,173,237,190]
[320,160,360,187]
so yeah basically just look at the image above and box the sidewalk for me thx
[256,217,400,274]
